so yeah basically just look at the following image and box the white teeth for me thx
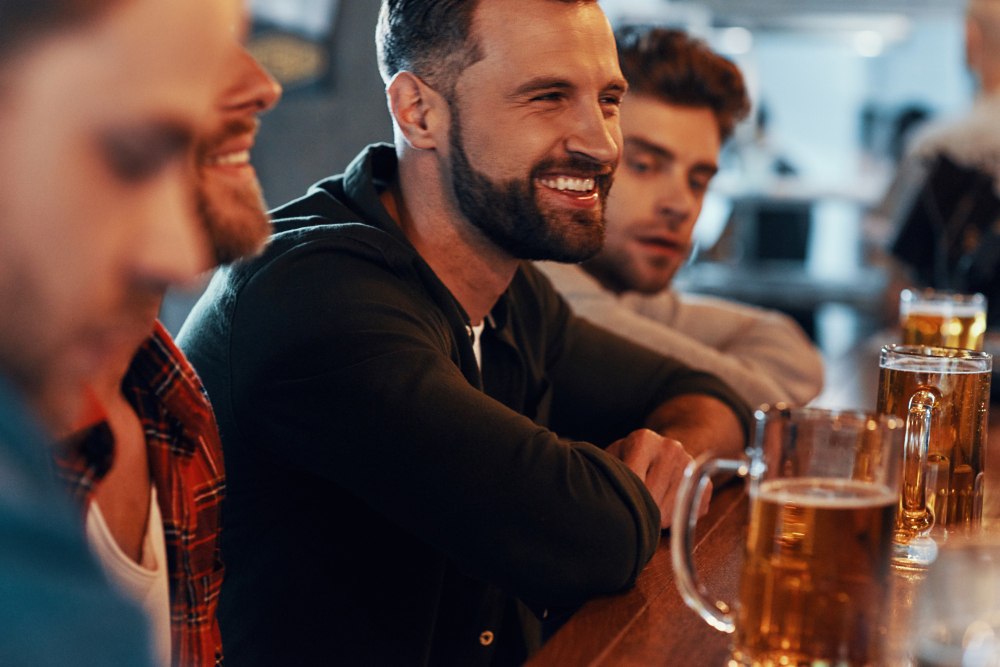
[539,176,595,192]
[207,149,250,166]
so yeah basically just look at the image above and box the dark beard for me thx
[448,107,612,262]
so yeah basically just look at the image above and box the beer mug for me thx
[672,406,903,666]
[877,345,991,569]
[899,288,987,351]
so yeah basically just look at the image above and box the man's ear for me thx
[386,71,449,150]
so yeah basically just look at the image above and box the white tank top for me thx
[86,487,171,667]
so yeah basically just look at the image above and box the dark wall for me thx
[253,1,393,207]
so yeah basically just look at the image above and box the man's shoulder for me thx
[533,261,605,299]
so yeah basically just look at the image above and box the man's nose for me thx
[564,101,619,166]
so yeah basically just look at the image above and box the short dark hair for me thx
[376,0,598,98]
[0,0,122,63]
[375,0,483,96]
[615,25,750,142]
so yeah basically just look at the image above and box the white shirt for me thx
[470,322,485,370]
[86,487,171,667]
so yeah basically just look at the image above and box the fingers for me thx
[697,478,714,518]
[607,429,709,530]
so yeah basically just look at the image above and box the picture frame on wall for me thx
[248,0,340,93]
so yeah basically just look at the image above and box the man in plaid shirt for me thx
[54,35,282,666]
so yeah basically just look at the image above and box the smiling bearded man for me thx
[54,36,281,667]
[178,2,752,665]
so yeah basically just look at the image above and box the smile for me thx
[205,149,251,167]
[537,176,596,194]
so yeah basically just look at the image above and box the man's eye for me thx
[690,177,712,194]
[627,156,658,175]
[102,127,189,184]
[530,92,564,103]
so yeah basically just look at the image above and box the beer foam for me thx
[882,355,991,374]
[903,301,984,317]
[757,478,896,508]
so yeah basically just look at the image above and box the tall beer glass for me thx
[672,406,902,666]
[899,288,986,351]
[877,345,991,569]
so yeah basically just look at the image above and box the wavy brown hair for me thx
[615,25,750,142]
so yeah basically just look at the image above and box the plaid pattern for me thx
[55,322,225,667]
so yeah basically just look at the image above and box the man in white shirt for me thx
[540,26,823,409]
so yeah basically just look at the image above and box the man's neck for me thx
[384,156,518,325]
[580,259,629,296]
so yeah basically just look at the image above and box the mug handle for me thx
[670,453,749,634]
[897,389,937,539]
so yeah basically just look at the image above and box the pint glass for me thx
[672,406,902,666]
[877,345,991,569]
[899,288,987,351]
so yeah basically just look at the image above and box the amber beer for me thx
[734,478,896,666]
[899,289,986,351]
[672,408,902,666]
[877,346,990,565]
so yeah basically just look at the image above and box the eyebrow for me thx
[625,136,718,176]
[510,76,629,99]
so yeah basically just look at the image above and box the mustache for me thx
[530,155,614,179]
[197,117,259,160]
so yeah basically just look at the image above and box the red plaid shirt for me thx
[55,322,225,666]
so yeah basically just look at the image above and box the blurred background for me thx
[165,0,976,361]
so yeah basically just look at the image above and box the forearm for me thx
[643,393,746,460]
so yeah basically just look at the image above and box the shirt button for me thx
[479,630,494,646]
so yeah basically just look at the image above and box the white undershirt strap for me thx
[86,487,171,667]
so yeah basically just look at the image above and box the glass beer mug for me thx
[672,406,903,666]
[877,345,991,569]
[899,288,987,352]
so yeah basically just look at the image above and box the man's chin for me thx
[537,210,605,263]
[632,271,675,295]
[198,184,271,265]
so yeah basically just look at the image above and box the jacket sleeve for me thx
[220,236,660,608]
[519,266,755,448]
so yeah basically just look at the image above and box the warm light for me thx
[718,26,753,55]
[854,30,884,57]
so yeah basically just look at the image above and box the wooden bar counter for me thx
[528,481,747,666]
[529,336,1000,666]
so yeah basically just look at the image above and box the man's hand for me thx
[606,429,712,530]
